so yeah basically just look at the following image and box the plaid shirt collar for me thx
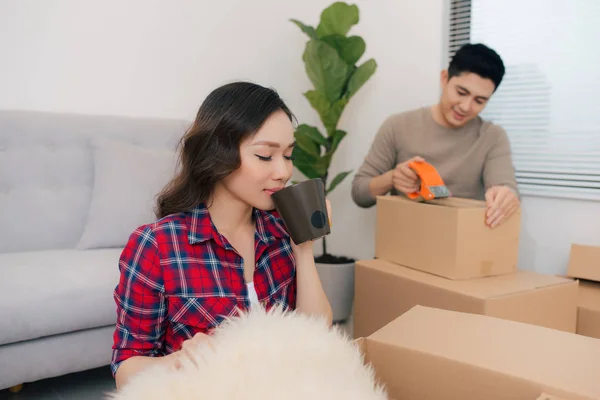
[187,203,289,246]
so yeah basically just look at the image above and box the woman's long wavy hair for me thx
[155,82,294,219]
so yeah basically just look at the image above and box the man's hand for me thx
[392,156,425,195]
[485,185,520,228]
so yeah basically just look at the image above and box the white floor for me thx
[0,319,353,399]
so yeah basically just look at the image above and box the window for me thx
[448,0,600,200]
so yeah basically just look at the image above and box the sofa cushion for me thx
[76,139,177,250]
[0,109,188,253]
[0,249,122,345]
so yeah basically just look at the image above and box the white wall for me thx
[3,1,595,276]
[519,196,600,275]
[2,1,597,277]
[0,0,447,262]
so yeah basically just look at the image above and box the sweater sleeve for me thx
[482,125,519,196]
[351,116,398,208]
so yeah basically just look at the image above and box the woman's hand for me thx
[290,198,333,325]
[290,198,332,257]
[170,332,213,369]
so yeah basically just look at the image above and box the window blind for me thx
[448,0,600,200]
[448,0,471,58]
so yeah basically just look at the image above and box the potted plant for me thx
[290,1,377,322]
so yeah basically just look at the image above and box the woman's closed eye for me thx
[255,154,295,161]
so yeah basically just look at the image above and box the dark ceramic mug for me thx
[271,178,331,245]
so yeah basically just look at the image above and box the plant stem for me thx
[320,174,328,257]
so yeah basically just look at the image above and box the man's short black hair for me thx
[448,43,505,91]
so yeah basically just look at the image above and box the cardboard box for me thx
[575,280,600,340]
[567,244,600,282]
[567,244,600,340]
[354,259,578,338]
[375,196,521,279]
[359,305,600,400]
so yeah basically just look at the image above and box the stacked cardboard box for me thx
[357,305,600,399]
[567,244,600,340]
[354,195,580,338]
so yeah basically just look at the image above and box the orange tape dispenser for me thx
[406,160,451,200]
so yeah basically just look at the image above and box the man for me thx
[351,43,519,228]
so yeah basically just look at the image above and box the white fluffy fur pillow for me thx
[106,306,388,400]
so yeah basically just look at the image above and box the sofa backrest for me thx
[0,109,189,253]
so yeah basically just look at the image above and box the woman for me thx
[111,81,333,389]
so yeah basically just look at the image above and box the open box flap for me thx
[567,244,600,283]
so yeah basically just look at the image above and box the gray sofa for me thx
[0,109,189,390]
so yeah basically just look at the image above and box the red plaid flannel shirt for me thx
[111,204,296,375]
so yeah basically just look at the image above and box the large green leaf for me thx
[345,58,377,99]
[316,2,359,37]
[303,90,331,131]
[303,40,350,103]
[319,129,346,171]
[304,91,348,136]
[290,19,318,40]
[294,125,322,157]
[292,125,332,179]
[321,35,365,65]
[328,129,347,154]
[292,146,329,179]
[292,146,321,179]
[295,123,328,149]
[324,99,348,136]
[326,170,352,194]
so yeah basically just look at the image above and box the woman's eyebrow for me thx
[252,141,295,148]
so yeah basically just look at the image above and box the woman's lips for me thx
[264,188,283,196]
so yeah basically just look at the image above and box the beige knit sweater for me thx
[351,106,518,208]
